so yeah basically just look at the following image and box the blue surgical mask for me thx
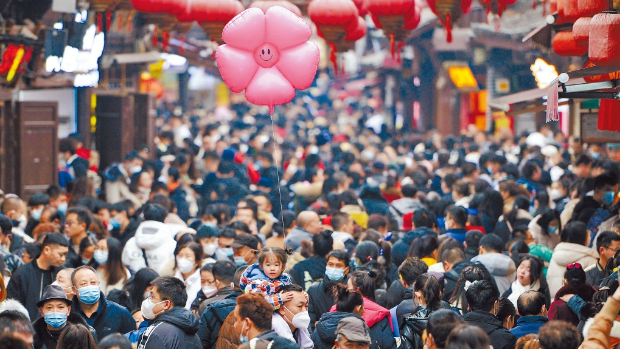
[603,191,616,206]
[78,285,101,305]
[548,226,558,234]
[58,203,68,215]
[590,151,602,159]
[221,247,234,258]
[110,218,122,230]
[93,250,108,265]
[31,208,43,221]
[239,322,248,344]
[81,258,90,265]
[325,267,345,282]
[44,312,68,329]
[234,256,247,267]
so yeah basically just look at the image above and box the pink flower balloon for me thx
[216,7,320,115]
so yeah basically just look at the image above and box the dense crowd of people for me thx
[2,94,620,349]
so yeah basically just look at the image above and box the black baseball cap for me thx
[231,233,259,249]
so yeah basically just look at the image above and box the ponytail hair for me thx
[256,246,293,266]
[349,269,380,300]
[415,274,443,311]
[334,284,364,313]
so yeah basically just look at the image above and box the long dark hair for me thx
[503,195,530,225]
[123,268,159,311]
[104,238,128,286]
[334,284,364,313]
[536,208,561,236]
[516,254,544,287]
[415,274,443,311]
[349,269,380,300]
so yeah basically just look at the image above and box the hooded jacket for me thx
[329,297,395,349]
[548,283,597,327]
[463,311,516,349]
[199,291,242,349]
[470,253,516,295]
[6,259,63,320]
[122,221,177,274]
[33,311,98,349]
[395,287,419,328]
[547,242,599,297]
[239,263,292,310]
[137,306,201,349]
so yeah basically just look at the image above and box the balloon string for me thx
[270,117,286,240]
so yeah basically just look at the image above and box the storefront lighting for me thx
[530,58,558,89]
[444,62,479,91]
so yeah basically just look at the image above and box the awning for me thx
[490,65,620,114]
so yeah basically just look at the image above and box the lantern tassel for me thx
[118,12,123,32]
[329,42,338,75]
[127,12,133,32]
[390,33,395,59]
[106,11,111,31]
[153,27,158,47]
[97,13,103,32]
[162,31,169,51]
[443,14,453,43]
[546,81,559,122]
[542,0,546,16]
[533,0,536,9]
[180,36,185,54]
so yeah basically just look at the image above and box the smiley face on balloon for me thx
[216,7,320,114]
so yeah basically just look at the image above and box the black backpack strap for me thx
[141,248,149,268]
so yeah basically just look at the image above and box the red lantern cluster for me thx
[552,31,588,56]
[589,13,620,67]
[478,0,517,18]
[552,0,610,56]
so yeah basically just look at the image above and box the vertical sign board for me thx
[95,95,135,173]
[16,102,59,199]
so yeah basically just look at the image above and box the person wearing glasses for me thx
[585,231,620,287]
[548,262,597,327]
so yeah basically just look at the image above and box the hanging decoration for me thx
[251,0,303,16]
[589,13,620,67]
[308,0,359,73]
[196,0,245,44]
[572,17,591,46]
[598,100,620,132]
[552,31,588,56]
[216,7,320,115]
[367,0,418,60]
[425,0,473,42]
[478,0,518,18]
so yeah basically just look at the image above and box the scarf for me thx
[508,279,540,308]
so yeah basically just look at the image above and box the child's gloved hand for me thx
[281,292,295,303]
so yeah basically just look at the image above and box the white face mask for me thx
[18,215,27,230]
[202,285,218,298]
[141,297,166,320]
[550,188,563,201]
[284,306,311,329]
[176,257,196,274]
[203,244,218,256]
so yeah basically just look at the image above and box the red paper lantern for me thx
[478,0,517,17]
[251,0,303,17]
[589,13,620,67]
[345,16,367,41]
[426,0,472,42]
[572,17,590,46]
[308,0,359,71]
[562,0,579,22]
[552,31,588,56]
[194,0,244,43]
[352,0,369,16]
[367,0,415,58]
[598,99,620,132]
[550,0,557,13]
[578,0,608,18]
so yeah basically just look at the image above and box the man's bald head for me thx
[517,290,547,317]
[297,211,321,235]
[1,197,24,218]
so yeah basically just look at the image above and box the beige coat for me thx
[547,242,599,297]
[580,297,620,349]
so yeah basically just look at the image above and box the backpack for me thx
[398,306,431,349]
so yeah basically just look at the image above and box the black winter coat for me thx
[33,312,98,349]
[308,277,340,331]
[395,288,418,327]
[392,228,436,267]
[72,292,135,341]
[198,291,242,349]
[289,256,327,290]
[442,260,471,302]
[387,279,408,309]
[137,307,201,349]
[312,312,365,349]
[463,311,516,349]
[6,259,63,320]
